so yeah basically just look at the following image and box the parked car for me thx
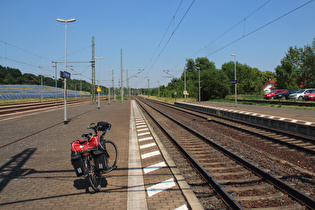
[264,89,287,99]
[303,89,315,101]
[288,89,315,100]
[273,90,291,99]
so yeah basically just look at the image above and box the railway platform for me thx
[0,100,202,209]
[176,101,315,137]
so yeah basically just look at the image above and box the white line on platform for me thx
[279,118,286,120]
[146,178,176,197]
[128,100,148,210]
[139,137,153,142]
[136,125,147,128]
[141,150,160,159]
[175,204,188,210]
[140,143,156,150]
[305,122,312,125]
[137,132,151,136]
[143,162,167,174]
[291,120,297,123]
[136,122,145,126]
[137,128,149,132]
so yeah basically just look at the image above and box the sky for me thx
[0,0,315,89]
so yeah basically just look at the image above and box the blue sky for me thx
[0,0,314,89]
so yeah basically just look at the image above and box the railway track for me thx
[0,98,92,115]
[135,97,315,209]
[158,99,315,156]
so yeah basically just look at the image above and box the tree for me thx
[183,57,230,100]
[275,39,315,89]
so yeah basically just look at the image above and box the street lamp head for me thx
[57,18,76,23]
[231,54,236,56]
[95,57,104,59]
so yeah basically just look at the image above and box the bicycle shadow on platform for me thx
[0,148,37,193]
[73,177,108,192]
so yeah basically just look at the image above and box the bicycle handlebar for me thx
[87,121,111,134]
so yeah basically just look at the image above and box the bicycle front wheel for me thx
[102,140,118,173]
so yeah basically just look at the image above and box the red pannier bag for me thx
[71,134,100,152]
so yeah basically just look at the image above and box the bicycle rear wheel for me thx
[87,160,101,192]
[102,140,118,173]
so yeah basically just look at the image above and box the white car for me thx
[288,89,315,100]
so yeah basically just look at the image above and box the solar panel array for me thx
[0,85,91,99]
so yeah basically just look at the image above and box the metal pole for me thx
[148,79,149,97]
[41,75,43,103]
[231,54,237,107]
[64,21,68,123]
[54,62,57,102]
[158,81,160,98]
[234,56,237,107]
[198,67,200,103]
[98,88,100,109]
[184,67,186,102]
[108,87,110,104]
[121,49,123,103]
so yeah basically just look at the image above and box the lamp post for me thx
[57,18,76,124]
[196,67,200,103]
[106,69,115,104]
[231,54,237,107]
[95,56,104,109]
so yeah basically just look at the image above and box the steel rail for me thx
[135,97,315,209]
[135,97,243,209]
[0,98,91,115]
[151,99,315,154]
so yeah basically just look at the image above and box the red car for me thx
[264,89,288,99]
[303,89,315,101]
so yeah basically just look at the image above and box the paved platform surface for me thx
[188,101,315,124]
[0,100,199,209]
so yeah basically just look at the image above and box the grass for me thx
[139,95,197,104]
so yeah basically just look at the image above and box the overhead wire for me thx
[147,0,196,73]
[144,0,184,71]
[139,0,197,87]
[206,0,314,57]
[169,0,272,70]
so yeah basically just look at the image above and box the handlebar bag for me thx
[97,121,111,131]
[70,134,100,152]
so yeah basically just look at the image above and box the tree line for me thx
[147,39,315,101]
[1,39,314,100]
[0,65,93,93]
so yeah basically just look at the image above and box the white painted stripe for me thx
[252,113,257,116]
[269,116,275,119]
[305,122,312,125]
[291,120,297,123]
[128,100,148,210]
[279,118,286,121]
[138,136,153,142]
[143,162,167,174]
[136,123,145,126]
[137,128,149,132]
[260,115,265,117]
[141,150,160,159]
[245,112,251,114]
[137,132,151,136]
[147,178,176,197]
[175,204,188,210]
[136,125,147,128]
[140,142,156,149]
